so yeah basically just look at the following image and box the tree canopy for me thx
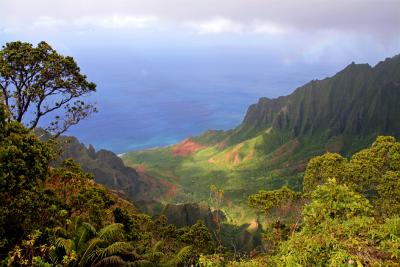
[0,41,97,136]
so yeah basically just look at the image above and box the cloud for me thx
[1,0,399,40]
[188,18,244,34]
[73,15,159,29]
[187,18,289,35]
[252,21,288,35]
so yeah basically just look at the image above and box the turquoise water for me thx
[63,48,341,153]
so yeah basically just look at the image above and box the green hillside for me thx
[122,55,400,207]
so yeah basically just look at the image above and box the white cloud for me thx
[187,18,290,35]
[73,15,159,29]
[189,18,244,34]
[32,16,65,29]
[252,21,288,35]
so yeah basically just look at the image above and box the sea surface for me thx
[61,47,344,153]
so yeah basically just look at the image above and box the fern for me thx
[78,237,103,266]
[97,241,133,260]
[76,222,96,251]
[97,223,125,242]
[92,255,125,267]
[170,245,195,266]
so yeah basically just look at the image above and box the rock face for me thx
[55,135,164,202]
[162,202,216,229]
[162,203,262,252]
[227,55,400,145]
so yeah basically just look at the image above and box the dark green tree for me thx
[0,41,97,136]
[0,104,59,252]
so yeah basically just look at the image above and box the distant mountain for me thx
[227,55,400,146]
[50,135,165,204]
[122,54,400,206]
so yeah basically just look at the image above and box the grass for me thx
[122,129,378,224]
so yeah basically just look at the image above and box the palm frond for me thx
[92,255,125,267]
[152,241,163,253]
[97,223,125,242]
[76,222,96,251]
[129,259,153,267]
[55,237,74,253]
[97,241,133,260]
[78,237,103,266]
[170,245,194,266]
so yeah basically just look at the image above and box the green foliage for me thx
[6,230,53,266]
[303,153,347,192]
[274,181,382,266]
[113,207,141,241]
[169,245,197,266]
[0,118,52,193]
[0,41,97,136]
[0,103,217,266]
[302,179,372,228]
[248,186,300,214]
[179,221,216,254]
[76,187,115,228]
[304,135,400,217]
[0,107,58,251]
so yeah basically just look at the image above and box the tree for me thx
[0,41,97,137]
[303,136,400,217]
[209,184,224,247]
[248,186,302,254]
[0,104,59,252]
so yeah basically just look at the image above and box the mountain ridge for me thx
[122,54,400,206]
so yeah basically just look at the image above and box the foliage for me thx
[6,230,53,267]
[178,221,216,254]
[248,186,302,254]
[0,103,217,266]
[272,180,397,266]
[303,152,348,192]
[304,136,400,217]
[248,186,301,214]
[0,105,58,252]
[0,41,97,136]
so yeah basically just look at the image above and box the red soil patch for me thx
[172,138,204,156]
[135,164,148,173]
[158,178,179,198]
[136,165,179,199]
[225,144,243,165]
[270,138,300,164]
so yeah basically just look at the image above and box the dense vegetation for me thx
[1,41,399,265]
[0,104,218,266]
[201,136,400,266]
[2,103,399,265]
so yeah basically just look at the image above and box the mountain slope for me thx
[52,135,166,203]
[228,56,400,145]
[122,54,400,207]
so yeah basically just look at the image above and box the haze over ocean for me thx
[1,0,399,153]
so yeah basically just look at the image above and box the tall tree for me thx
[0,41,97,136]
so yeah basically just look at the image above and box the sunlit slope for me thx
[123,131,310,202]
[123,54,400,203]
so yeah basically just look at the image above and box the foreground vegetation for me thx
[215,136,400,266]
[1,41,399,265]
[2,103,399,265]
[0,106,215,266]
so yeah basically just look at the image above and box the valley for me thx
[121,55,400,209]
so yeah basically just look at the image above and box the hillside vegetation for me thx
[0,106,216,266]
[123,55,400,207]
[2,105,399,265]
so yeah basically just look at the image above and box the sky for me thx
[1,0,399,153]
